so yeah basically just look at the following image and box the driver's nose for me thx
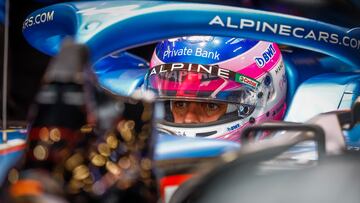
[184,103,200,124]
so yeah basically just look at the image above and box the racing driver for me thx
[145,36,287,142]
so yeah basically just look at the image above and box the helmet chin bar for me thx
[156,109,255,139]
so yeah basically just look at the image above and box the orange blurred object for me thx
[9,179,43,197]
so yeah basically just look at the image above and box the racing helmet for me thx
[145,36,287,142]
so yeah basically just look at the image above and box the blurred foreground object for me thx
[24,38,88,173]
[3,39,159,203]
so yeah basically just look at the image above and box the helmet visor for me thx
[145,63,260,107]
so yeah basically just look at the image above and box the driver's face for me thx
[171,101,227,124]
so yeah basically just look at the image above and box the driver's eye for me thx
[204,103,219,111]
[174,101,188,109]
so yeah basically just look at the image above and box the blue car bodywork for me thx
[2,0,360,184]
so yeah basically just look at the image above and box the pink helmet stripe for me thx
[219,44,281,79]
[215,41,274,71]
